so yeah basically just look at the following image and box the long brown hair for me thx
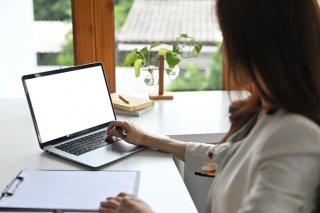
[216,0,320,141]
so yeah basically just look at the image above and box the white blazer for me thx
[185,110,320,213]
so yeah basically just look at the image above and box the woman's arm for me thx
[103,120,231,213]
[101,120,188,213]
[106,120,187,161]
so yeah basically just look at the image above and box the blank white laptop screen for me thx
[24,66,114,143]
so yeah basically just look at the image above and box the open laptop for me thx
[22,62,143,168]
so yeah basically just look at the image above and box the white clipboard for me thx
[0,169,140,212]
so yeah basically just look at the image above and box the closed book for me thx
[111,93,154,112]
[114,106,153,117]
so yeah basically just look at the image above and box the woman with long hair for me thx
[100,0,320,212]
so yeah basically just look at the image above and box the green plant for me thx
[123,34,202,85]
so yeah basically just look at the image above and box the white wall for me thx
[0,0,36,98]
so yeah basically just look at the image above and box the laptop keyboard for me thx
[55,131,116,156]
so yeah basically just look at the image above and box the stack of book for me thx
[111,93,154,117]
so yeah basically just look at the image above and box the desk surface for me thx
[0,91,237,213]
[117,91,241,142]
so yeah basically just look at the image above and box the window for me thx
[114,0,223,93]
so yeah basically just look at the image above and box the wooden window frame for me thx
[71,0,116,92]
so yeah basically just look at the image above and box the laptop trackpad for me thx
[75,139,143,168]
[109,140,140,153]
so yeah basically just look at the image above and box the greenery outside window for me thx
[33,0,73,66]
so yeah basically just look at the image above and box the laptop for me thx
[22,62,143,168]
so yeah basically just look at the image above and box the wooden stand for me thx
[149,55,174,100]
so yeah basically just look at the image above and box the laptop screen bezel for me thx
[21,62,117,149]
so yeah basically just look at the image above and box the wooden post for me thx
[72,0,116,92]
[158,55,164,95]
[149,55,173,100]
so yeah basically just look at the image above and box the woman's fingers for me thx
[100,193,153,213]
[107,120,126,132]
[100,200,118,209]
[117,192,129,197]
[106,120,127,138]
[106,128,121,139]
[99,196,123,213]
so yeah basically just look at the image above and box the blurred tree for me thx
[33,0,71,21]
[34,0,72,65]
[208,49,222,90]
[166,50,222,91]
[37,53,59,65]
[57,31,74,65]
[114,0,133,33]
[166,64,208,91]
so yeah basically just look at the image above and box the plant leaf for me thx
[123,49,138,65]
[140,47,148,57]
[166,67,172,75]
[178,34,195,42]
[194,42,203,54]
[166,52,180,68]
[179,34,189,38]
[136,50,145,60]
[173,43,183,54]
[158,48,171,55]
[150,42,162,49]
[134,59,143,77]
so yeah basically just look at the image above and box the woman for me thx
[100,0,320,212]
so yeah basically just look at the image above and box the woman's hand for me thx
[106,120,150,146]
[99,192,153,213]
